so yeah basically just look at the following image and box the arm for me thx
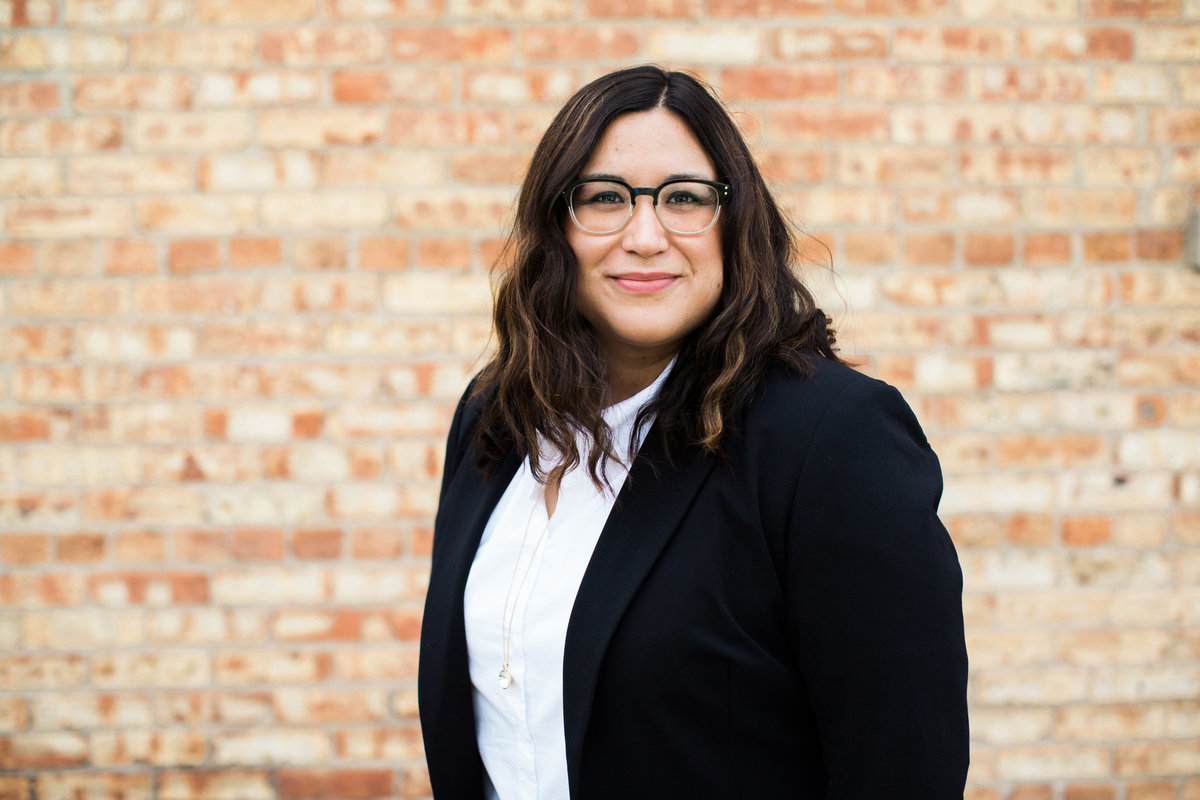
[786,377,969,798]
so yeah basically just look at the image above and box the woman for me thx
[419,66,969,799]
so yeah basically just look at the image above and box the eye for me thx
[663,189,705,206]
[585,190,626,205]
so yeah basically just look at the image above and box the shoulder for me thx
[748,355,917,438]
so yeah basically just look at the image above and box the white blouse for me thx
[462,363,672,800]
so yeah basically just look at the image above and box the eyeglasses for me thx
[563,178,731,236]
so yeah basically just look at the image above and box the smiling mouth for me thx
[611,273,678,294]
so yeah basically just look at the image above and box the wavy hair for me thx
[472,65,842,487]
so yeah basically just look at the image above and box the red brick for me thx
[770,107,889,142]
[0,243,36,276]
[103,240,158,276]
[903,233,956,265]
[720,66,839,100]
[1024,232,1072,264]
[1084,0,1181,16]
[1083,232,1133,263]
[233,528,285,561]
[965,232,1016,266]
[0,80,59,115]
[168,239,221,274]
[1,533,50,565]
[278,769,393,799]
[332,68,452,104]
[58,533,106,562]
[230,237,282,269]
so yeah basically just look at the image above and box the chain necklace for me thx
[497,486,551,690]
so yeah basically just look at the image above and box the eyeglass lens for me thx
[569,181,721,234]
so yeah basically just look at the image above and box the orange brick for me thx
[294,529,342,560]
[230,237,282,269]
[0,80,59,115]
[103,240,159,276]
[0,243,36,276]
[332,68,452,104]
[359,236,409,271]
[1,533,50,565]
[278,769,393,799]
[1084,0,1181,16]
[965,232,1016,265]
[233,529,285,561]
[771,107,889,142]
[720,66,839,100]
[168,239,221,274]
[194,0,317,22]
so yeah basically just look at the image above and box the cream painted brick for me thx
[203,485,325,524]
[202,153,319,192]
[92,652,210,688]
[1092,668,1200,703]
[283,443,353,482]
[383,273,493,315]
[1058,472,1175,513]
[330,567,421,603]
[942,475,1057,514]
[970,708,1055,745]
[1095,65,1173,103]
[136,195,258,234]
[210,569,326,605]
[1118,431,1200,469]
[194,70,322,107]
[646,27,760,64]
[17,446,141,485]
[960,0,1075,17]
[272,688,386,722]
[333,646,419,681]
[0,158,62,197]
[212,729,329,765]
[994,352,1115,391]
[975,668,1089,705]
[994,745,1111,781]
[225,408,293,443]
[260,191,388,230]
[22,610,144,649]
[30,694,153,730]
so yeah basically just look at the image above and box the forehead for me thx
[580,109,715,181]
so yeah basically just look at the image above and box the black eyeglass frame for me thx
[562,178,732,236]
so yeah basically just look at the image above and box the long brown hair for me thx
[473,65,841,486]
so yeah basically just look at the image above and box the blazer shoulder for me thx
[751,356,902,431]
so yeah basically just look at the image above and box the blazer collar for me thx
[422,424,716,798]
[562,425,717,794]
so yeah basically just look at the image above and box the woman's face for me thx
[567,109,724,369]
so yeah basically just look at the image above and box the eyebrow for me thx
[577,171,713,184]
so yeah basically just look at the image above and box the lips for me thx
[611,272,678,294]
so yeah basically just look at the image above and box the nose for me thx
[620,195,669,256]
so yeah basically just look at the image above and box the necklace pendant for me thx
[498,667,513,689]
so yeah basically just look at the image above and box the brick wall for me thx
[1,1,1198,798]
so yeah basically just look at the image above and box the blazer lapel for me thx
[419,449,521,799]
[561,425,717,792]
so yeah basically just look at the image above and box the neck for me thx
[603,346,676,405]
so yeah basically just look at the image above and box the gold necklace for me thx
[498,486,551,690]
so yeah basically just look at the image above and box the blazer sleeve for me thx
[785,376,969,797]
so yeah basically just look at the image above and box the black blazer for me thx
[419,356,969,799]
